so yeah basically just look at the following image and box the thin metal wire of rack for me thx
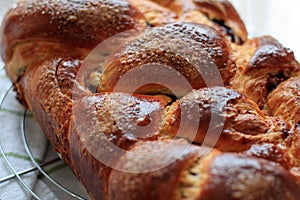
[0,85,42,200]
[0,157,62,183]
[0,73,88,199]
[21,110,86,200]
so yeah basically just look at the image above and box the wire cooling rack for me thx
[0,67,90,199]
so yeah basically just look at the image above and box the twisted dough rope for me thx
[1,0,300,199]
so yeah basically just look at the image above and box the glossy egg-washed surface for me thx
[1,0,300,200]
[0,0,145,61]
[98,23,233,96]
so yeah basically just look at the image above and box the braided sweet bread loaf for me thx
[1,0,300,199]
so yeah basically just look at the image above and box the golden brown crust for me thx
[197,153,300,200]
[69,92,170,199]
[267,77,300,167]
[129,0,177,26]
[4,41,88,84]
[164,87,289,151]
[144,0,248,44]
[18,58,88,165]
[109,139,206,200]
[69,118,108,200]
[230,36,300,109]
[196,0,248,42]
[0,0,145,62]
[109,140,300,200]
[0,0,147,85]
[245,143,293,169]
[150,0,175,7]
[168,0,248,44]
[98,22,233,96]
[289,131,300,168]
[267,77,300,128]
[72,93,169,149]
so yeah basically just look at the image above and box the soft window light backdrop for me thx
[0,0,300,59]
[229,0,300,59]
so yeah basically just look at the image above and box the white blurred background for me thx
[230,0,300,59]
[1,0,300,59]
